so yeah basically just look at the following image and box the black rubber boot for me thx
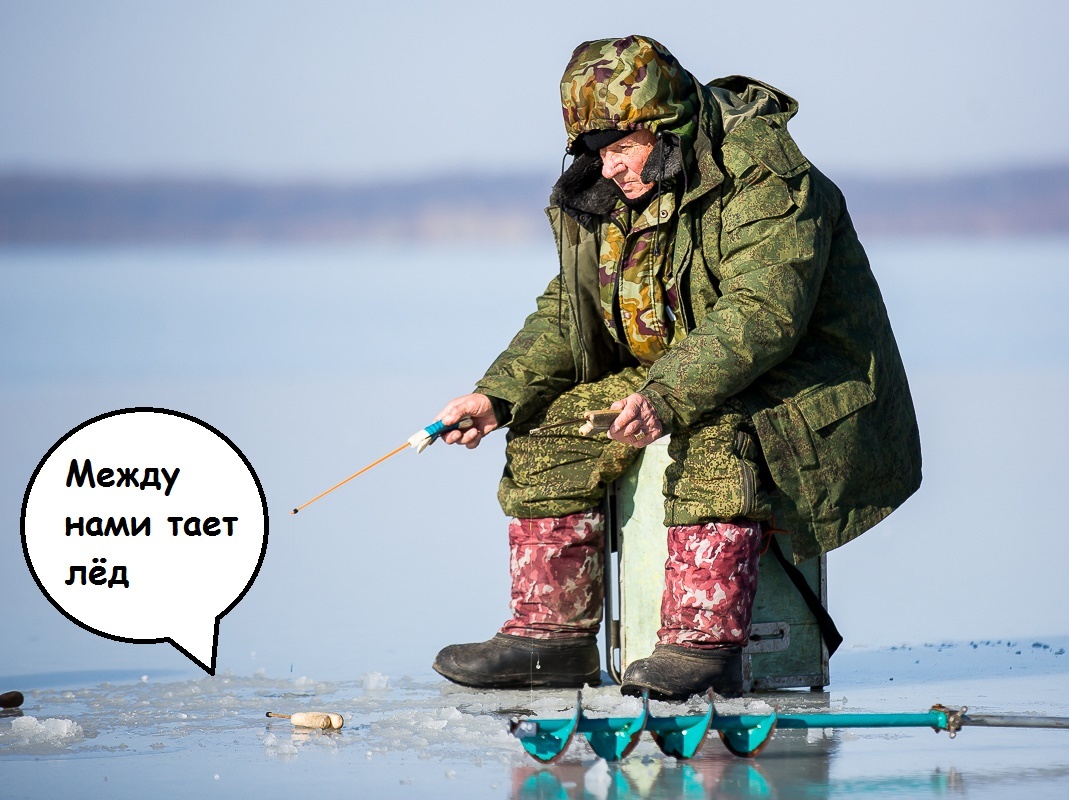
[433,633,601,689]
[620,644,743,700]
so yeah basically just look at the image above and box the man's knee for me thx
[662,409,772,527]
[498,431,635,517]
[498,370,647,518]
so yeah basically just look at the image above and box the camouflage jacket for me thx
[476,37,922,561]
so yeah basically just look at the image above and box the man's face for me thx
[599,129,657,200]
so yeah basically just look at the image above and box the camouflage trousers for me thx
[498,367,770,526]
[659,521,763,648]
[496,369,770,643]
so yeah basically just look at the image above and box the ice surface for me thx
[2,638,1068,798]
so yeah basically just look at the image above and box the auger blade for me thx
[508,694,582,764]
[646,697,714,760]
[714,710,778,758]
[580,695,648,762]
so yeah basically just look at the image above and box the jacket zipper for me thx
[609,214,629,344]
[675,213,694,332]
[737,430,756,516]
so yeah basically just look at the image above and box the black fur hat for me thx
[572,128,630,155]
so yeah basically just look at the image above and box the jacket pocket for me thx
[721,178,794,235]
[719,177,800,270]
[763,379,876,470]
[795,380,876,432]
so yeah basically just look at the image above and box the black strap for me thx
[767,535,843,657]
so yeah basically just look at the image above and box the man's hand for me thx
[436,393,499,449]
[607,393,663,448]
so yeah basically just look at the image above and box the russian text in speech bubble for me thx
[21,408,269,675]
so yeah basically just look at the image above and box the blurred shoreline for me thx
[3,165,1068,244]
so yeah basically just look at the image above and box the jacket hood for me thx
[704,75,798,135]
[560,35,698,153]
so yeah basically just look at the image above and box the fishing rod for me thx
[292,405,620,515]
[509,692,1069,762]
[290,416,472,515]
[529,409,620,436]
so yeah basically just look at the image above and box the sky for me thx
[1,0,1067,181]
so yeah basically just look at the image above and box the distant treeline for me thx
[2,166,1067,244]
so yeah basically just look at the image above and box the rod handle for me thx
[579,410,620,436]
[408,416,474,453]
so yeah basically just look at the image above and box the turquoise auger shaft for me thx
[776,710,950,731]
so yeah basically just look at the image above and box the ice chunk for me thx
[584,758,612,799]
[261,731,299,761]
[361,672,390,691]
[3,716,85,750]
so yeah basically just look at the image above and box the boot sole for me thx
[619,680,690,702]
[620,679,741,701]
[433,660,600,690]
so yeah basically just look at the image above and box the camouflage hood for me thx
[551,37,798,217]
[552,36,699,216]
[560,35,699,153]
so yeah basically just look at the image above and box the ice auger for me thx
[508,692,1069,762]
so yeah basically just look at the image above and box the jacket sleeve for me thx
[474,274,580,426]
[641,157,832,431]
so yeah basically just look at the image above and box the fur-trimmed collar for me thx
[550,134,685,218]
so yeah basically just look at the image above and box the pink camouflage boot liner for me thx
[658,520,763,648]
[500,511,604,640]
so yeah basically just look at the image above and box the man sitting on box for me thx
[430,35,921,700]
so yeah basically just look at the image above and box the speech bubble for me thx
[21,408,268,675]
